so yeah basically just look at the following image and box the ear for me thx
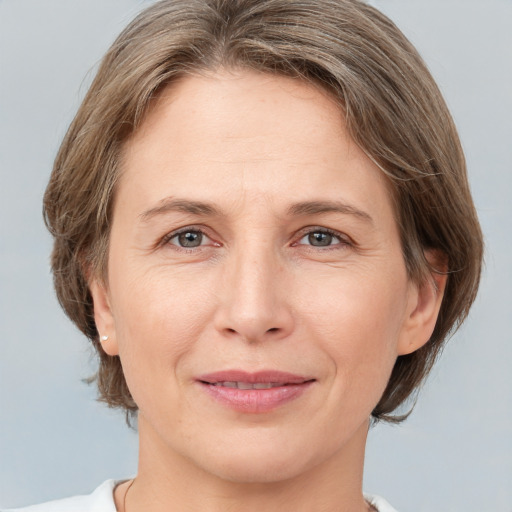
[397,250,448,356]
[89,278,119,356]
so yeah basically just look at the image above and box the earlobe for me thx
[397,250,448,356]
[89,279,119,356]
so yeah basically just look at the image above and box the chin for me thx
[189,432,328,485]
[205,454,313,484]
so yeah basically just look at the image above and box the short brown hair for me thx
[44,0,483,423]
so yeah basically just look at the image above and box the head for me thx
[44,0,483,426]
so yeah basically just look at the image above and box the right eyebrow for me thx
[139,197,223,222]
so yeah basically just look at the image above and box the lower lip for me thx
[198,382,314,413]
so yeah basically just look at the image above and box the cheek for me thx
[300,261,409,339]
[297,264,409,397]
[112,257,211,332]
[108,264,216,395]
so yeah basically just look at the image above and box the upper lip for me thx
[197,370,314,385]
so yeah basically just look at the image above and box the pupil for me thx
[178,231,202,247]
[308,232,332,246]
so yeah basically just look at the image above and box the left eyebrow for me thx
[139,197,224,223]
[287,200,374,225]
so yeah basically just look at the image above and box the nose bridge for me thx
[215,236,293,342]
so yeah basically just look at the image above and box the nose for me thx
[213,244,295,343]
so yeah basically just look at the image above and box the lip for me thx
[196,370,315,413]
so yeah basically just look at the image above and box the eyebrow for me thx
[287,200,374,224]
[139,197,373,225]
[139,198,223,222]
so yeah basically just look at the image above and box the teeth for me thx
[253,383,273,389]
[212,381,284,389]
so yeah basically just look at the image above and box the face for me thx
[92,70,441,484]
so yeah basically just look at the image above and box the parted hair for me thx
[44,0,483,423]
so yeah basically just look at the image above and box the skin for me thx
[91,69,446,512]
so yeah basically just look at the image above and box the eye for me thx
[167,229,212,248]
[296,229,347,248]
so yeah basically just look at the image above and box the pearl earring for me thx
[101,335,109,342]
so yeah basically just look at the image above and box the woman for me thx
[5,0,483,511]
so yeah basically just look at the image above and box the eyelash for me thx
[161,226,352,252]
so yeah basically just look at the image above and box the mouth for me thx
[208,381,294,389]
[196,370,315,413]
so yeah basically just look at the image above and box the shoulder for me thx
[364,493,399,512]
[2,480,118,512]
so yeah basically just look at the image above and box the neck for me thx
[122,415,370,512]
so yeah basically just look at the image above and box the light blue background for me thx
[1,1,511,510]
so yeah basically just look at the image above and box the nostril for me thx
[267,327,279,333]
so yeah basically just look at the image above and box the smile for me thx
[210,382,287,389]
[197,371,315,413]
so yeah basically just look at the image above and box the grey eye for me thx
[295,229,349,249]
[307,232,334,246]
[173,231,204,247]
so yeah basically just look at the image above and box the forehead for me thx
[127,69,348,161]
[118,69,395,223]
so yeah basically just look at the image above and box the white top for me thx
[3,480,398,512]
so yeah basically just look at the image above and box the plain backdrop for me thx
[1,1,511,510]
